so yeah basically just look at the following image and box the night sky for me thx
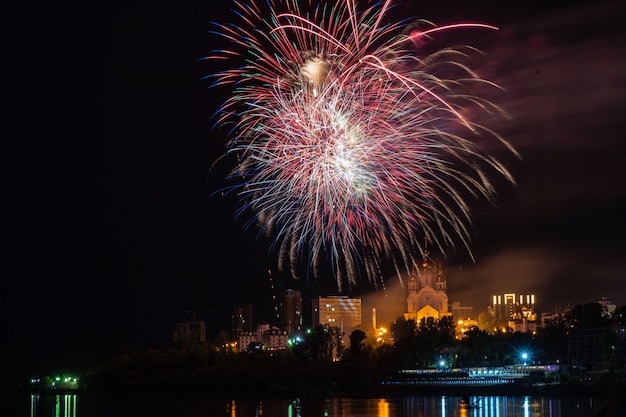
[4,0,626,382]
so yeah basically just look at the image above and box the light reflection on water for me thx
[26,393,607,417]
[30,394,77,417]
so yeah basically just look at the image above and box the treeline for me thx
[74,303,625,395]
[349,302,624,372]
[77,326,390,396]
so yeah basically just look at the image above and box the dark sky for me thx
[4,0,626,382]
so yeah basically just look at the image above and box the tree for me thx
[390,317,420,368]
[458,326,494,366]
[390,317,417,344]
[534,314,568,363]
[436,315,456,347]
[348,330,367,356]
[477,310,495,332]
[299,325,343,362]
[565,302,606,326]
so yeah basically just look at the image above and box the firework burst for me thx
[205,0,518,290]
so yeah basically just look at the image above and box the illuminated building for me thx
[451,300,477,339]
[281,289,303,335]
[239,322,288,351]
[491,293,536,320]
[404,256,450,322]
[263,328,289,350]
[312,296,362,331]
[508,317,538,334]
[490,293,537,333]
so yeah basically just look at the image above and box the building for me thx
[172,320,206,344]
[404,256,449,322]
[451,301,474,321]
[489,293,538,333]
[263,327,289,350]
[540,311,564,327]
[312,296,362,331]
[599,296,617,317]
[232,303,254,335]
[491,293,536,321]
[238,322,288,351]
[565,300,625,370]
[281,289,303,335]
[508,318,538,334]
[568,324,617,370]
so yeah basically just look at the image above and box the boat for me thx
[381,375,517,387]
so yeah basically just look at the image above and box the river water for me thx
[2,392,617,417]
[8,392,618,417]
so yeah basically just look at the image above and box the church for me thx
[403,256,450,322]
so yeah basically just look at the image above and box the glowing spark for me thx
[205,0,518,290]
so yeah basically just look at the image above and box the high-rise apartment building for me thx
[232,303,254,335]
[312,296,362,331]
[281,289,303,335]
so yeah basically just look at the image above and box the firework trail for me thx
[205,0,518,291]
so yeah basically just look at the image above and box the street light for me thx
[521,352,528,366]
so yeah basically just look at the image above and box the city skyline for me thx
[5,0,625,383]
[202,275,614,343]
